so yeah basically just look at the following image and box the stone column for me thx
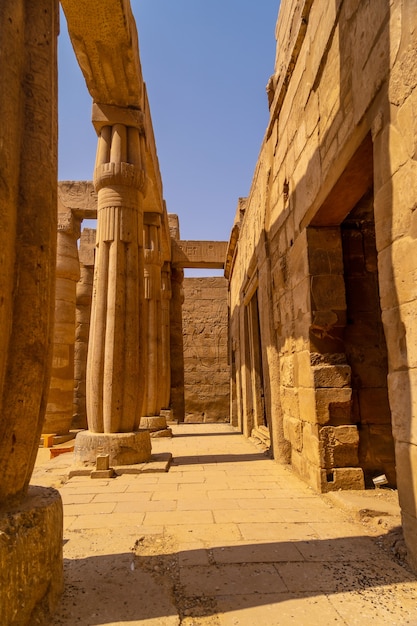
[73,228,96,430]
[160,262,172,410]
[74,105,151,466]
[143,212,163,417]
[170,267,186,422]
[0,2,63,622]
[43,206,81,436]
[141,215,172,437]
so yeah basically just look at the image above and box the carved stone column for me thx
[43,206,81,436]
[73,228,96,430]
[141,214,172,436]
[160,262,172,410]
[0,2,63,622]
[143,212,163,417]
[74,105,151,465]
[170,267,186,422]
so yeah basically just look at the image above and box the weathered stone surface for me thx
[0,0,58,503]
[61,0,143,107]
[226,2,416,576]
[402,509,417,573]
[73,260,94,430]
[388,369,417,447]
[44,210,80,435]
[183,277,229,423]
[172,240,228,269]
[86,125,146,435]
[78,227,97,266]
[170,267,185,422]
[302,422,320,465]
[58,180,97,218]
[73,430,152,466]
[320,425,360,469]
[312,365,351,389]
[283,416,302,451]
[320,468,365,492]
[0,487,63,625]
[140,415,167,431]
[143,212,164,418]
[315,388,353,426]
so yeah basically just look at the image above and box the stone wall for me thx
[226,0,417,570]
[183,277,229,422]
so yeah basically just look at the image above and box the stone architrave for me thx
[76,107,151,465]
[0,2,63,622]
[43,206,81,435]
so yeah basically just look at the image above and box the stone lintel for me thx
[60,0,143,107]
[308,134,374,228]
[172,240,228,269]
[58,181,97,219]
[92,102,144,134]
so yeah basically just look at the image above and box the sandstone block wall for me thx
[226,0,417,570]
[183,277,229,422]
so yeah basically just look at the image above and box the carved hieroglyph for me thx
[0,0,59,503]
[86,112,147,433]
[182,278,230,423]
[0,3,64,623]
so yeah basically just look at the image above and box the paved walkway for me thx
[33,423,417,625]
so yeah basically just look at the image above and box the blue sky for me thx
[58,1,280,242]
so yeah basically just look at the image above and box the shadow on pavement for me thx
[53,535,417,625]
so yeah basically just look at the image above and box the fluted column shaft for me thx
[86,120,146,433]
[143,213,163,416]
[44,209,81,435]
[0,0,58,502]
[73,227,96,430]
[170,267,186,422]
[161,263,172,409]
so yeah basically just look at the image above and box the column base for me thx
[140,415,173,438]
[0,486,63,626]
[160,408,176,424]
[73,430,152,466]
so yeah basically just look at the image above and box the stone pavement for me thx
[32,424,417,626]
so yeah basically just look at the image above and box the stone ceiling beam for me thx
[172,240,228,270]
[60,1,166,221]
[60,0,143,107]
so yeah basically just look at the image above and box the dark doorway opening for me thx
[341,190,396,487]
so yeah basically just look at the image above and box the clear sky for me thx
[58,1,280,243]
